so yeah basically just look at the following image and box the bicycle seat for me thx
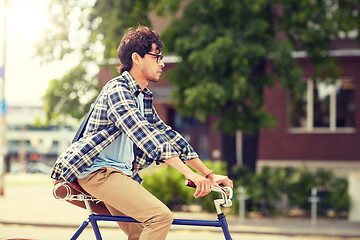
[68,180,91,195]
[53,180,111,215]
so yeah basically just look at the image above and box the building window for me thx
[289,78,355,133]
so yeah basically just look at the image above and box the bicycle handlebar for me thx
[184,179,233,209]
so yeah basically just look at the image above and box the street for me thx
[0,223,353,240]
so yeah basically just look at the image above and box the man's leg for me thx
[77,167,173,240]
[104,203,144,240]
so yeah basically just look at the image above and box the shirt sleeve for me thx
[106,82,179,161]
[150,106,199,162]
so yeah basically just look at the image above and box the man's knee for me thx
[157,206,173,225]
[149,206,173,227]
[163,208,174,224]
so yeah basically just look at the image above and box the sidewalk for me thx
[1,173,360,238]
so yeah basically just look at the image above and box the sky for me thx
[0,0,77,106]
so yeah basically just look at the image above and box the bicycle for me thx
[53,179,234,240]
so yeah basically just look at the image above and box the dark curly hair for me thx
[117,25,163,74]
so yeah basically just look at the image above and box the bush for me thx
[141,162,349,217]
[142,164,194,210]
[233,166,350,217]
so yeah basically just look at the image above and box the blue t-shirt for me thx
[78,92,144,178]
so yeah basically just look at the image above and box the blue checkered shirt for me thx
[51,71,198,183]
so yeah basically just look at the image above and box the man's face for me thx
[139,43,165,82]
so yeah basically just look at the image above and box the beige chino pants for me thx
[77,167,173,240]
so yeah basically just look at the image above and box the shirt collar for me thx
[121,71,153,98]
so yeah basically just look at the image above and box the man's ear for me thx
[131,52,140,65]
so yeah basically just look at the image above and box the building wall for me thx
[258,55,360,175]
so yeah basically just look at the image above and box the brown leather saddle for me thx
[53,180,111,215]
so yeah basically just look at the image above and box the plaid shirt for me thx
[51,71,198,183]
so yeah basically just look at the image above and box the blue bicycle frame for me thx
[71,212,232,240]
[54,180,233,240]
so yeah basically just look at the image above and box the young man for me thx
[51,25,233,240]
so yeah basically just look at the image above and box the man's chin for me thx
[149,78,160,83]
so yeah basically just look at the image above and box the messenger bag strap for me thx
[72,84,109,143]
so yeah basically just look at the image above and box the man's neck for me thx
[129,69,148,90]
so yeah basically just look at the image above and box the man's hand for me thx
[187,173,212,198]
[207,174,233,189]
[185,158,233,190]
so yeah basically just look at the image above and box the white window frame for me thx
[289,78,356,134]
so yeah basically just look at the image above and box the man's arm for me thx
[164,156,212,198]
[107,82,179,161]
[150,106,199,162]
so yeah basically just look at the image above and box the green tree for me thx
[41,64,100,125]
[157,0,359,175]
[36,0,152,124]
[37,0,359,175]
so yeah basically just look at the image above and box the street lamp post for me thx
[307,187,321,227]
[0,0,7,196]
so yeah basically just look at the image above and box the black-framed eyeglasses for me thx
[146,52,164,63]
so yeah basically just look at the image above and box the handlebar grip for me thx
[184,179,196,188]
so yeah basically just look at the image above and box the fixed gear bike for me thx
[53,179,234,240]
